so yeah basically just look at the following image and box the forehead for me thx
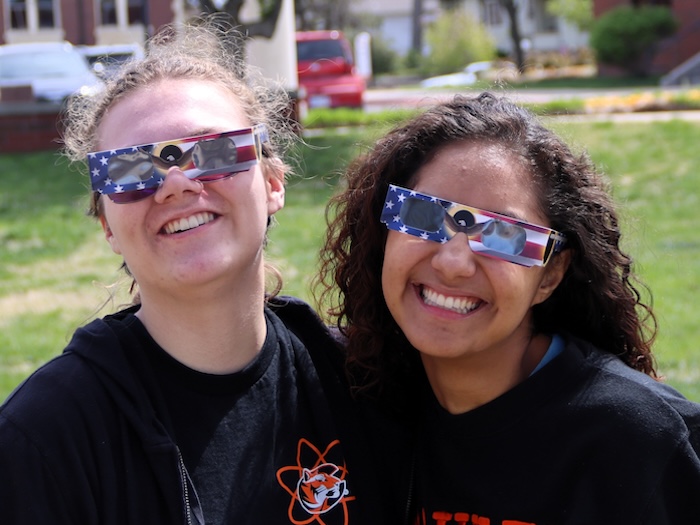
[412,140,543,220]
[96,78,251,151]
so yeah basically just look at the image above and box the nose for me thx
[153,166,204,204]
[431,232,478,280]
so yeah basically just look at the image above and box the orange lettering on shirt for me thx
[452,512,470,525]
[432,511,453,525]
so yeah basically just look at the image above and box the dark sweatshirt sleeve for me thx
[0,353,108,525]
[641,423,700,524]
[0,413,80,524]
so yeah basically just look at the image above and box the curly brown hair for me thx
[317,92,657,413]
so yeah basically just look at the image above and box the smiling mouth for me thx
[421,286,482,315]
[163,212,216,234]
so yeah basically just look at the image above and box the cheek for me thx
[380,257,395,310]
[102,202,145,252]
[495,264,547,309]
[381,232,418,308]
[381,235,400,306]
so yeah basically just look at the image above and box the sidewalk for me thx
[363,85,700,121]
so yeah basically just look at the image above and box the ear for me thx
[532,249,572,306]
[99,215,122,255]
[264,160,286,216]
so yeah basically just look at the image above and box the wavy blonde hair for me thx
[62,14,297,300]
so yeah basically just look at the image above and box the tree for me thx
[412,0,423,53]
[440,0,522,70]
[546,0,593,31]
[422,8,496,76]
[590,5,678,76]
[499,0,524,71]
[294,0,353,31]
[196,0,284,38]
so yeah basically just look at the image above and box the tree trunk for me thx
[199,0,284,39]
[501,0,525,71]
[412,0,423,53]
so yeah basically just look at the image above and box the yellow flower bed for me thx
[584,89,700,113]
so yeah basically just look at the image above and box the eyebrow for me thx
[117,129,223,151]
[185,129,218,139]
[487,207,533,224]
[416,191,533,225]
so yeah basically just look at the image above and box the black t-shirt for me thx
[134,308,373,524]
[0,299,394,525]
[411,336,700,525]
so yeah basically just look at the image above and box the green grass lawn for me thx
[1,117,699,402]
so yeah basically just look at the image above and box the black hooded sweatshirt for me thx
[0,297,390,525]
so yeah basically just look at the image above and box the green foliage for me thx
[259,0,278,19]
[546,0,593,31]
[302,107,421,128]
[404,48,422,70]
[590,6,678,76]
[369,34,399,75]
[421,8,496,77]
[524,98,586,115]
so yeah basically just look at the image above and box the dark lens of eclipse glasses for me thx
[105,136,243,203]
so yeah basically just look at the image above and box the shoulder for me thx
[565,335,700,441]
[266,295,327,332]
[266,295,346,356]
[0,351,107,460]
[0,307,144,443]
[266,295,353,394]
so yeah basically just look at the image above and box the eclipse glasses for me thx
[381,184,567,267]
[88,125,268,204]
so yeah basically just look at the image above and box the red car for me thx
[296,30,365,109]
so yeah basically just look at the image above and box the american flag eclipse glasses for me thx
[88,125,268,204]
[381,184,567,267]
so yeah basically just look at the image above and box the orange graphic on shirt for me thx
[277,438,354,525]
[415,509,535,525]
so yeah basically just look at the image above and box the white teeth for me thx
[164,212,215,234]
[421,286,480,314]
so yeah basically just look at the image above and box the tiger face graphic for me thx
[297,463,349,514]
[277,438,353,524]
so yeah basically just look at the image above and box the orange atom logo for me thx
[276,438,354,525]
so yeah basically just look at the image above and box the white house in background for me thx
[348,0,441,56]
[348,0,588,58]
[461,0,588,55]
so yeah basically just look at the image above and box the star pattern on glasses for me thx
[381,184,567,267]
[87,126,266,198]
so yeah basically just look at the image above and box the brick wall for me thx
[0,102,63,153]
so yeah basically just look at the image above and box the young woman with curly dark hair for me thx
[318,92,700,524]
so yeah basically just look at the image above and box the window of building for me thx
[528,0,558,32]
[100,0,118,25]
[9,0,28,28]
[99,0,146,26]
[8,0,57,29]
[633,0,671,5]
[127,0,145,24]
[484,0,502,26]
[37,0,55,27]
